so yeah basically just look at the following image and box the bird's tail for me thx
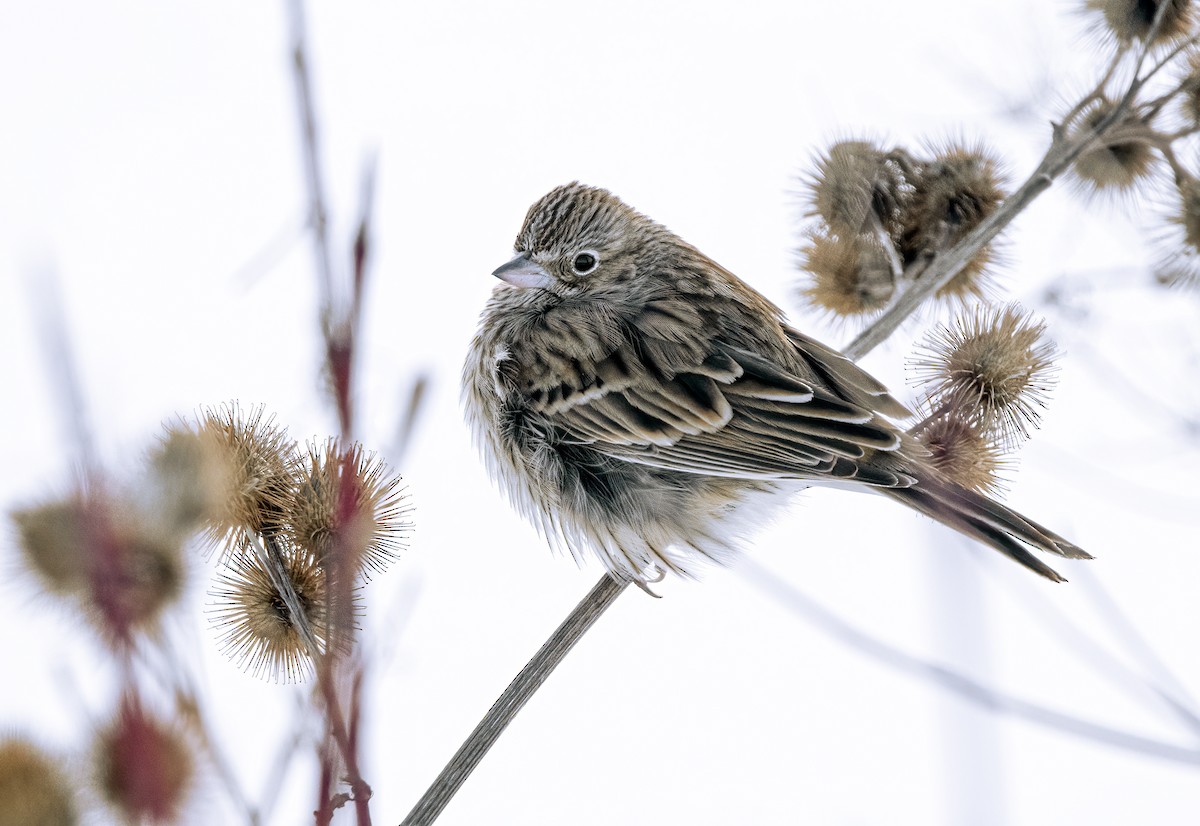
[882,476,1091,582]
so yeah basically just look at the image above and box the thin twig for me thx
[1139,31,1200,115]
[1070,339,1200,436]
[231,212,308,288]
[1131,5,1192,87]
[868,210,905,281]
[843,40,1183,362]
[26,265,97,475]
[352,154,378,327]
[259,701,308,823]
[961,543,1200,741]
[844,146,1050,360]
[906,398,955,435]
[287,0,334,322]
[739,559,1200,766]
[390,374,430,466]
[284,3,378,820]
[131,629,261,825]
[317,655,373,823]
[315,740,336,826]
[251,533,323,658]
[253,531,375,821]
[1058,45,1126,128]
[399,575,630,826]
[1074,566,1200,733]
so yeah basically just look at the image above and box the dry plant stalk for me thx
[8,404,412,823]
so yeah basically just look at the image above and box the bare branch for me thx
[286,0,334,321]
[740,559,1200,766]
[399,575,629,826]
[26,264,96,475]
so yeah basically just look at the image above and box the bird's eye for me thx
[571,251,599,275]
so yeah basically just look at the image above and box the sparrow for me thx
[463,182,1089,587]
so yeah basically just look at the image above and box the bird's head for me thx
[492,182,671,298]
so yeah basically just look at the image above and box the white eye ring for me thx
[571,250,600,275]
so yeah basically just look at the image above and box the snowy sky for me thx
[2,2,1199,824]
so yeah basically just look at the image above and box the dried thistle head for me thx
[932,245,1001,306]
[148,422,240,537]
[287,439,412,579]
[11,496,91,597]
[912,412,1007,495]
[910,304,1060,444]
[1070,100,1159,195]
[900,142,1006,255]
[1086,0,1195,46]
[798,230,896,319]
[209,547,332,681]
[1155,176,1200,287]
[808,139,908,236]
[1171,176,1200,249]
[0,737,78,826]
[194,404,297,551]
[1154,260,1200,287]
[11,492,186,643]
[93,696,193,825]
[1176,50,1200,123]
[85,499,187,644]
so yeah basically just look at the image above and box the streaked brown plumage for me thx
[463,182,1089,585]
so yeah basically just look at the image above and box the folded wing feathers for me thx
[530,326,911,483]
[692,350,745,382]
[625,383,729,433]
[723,375,818,402]
[786,327,911,420]
[883,476,1093,582]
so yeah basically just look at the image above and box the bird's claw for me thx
[632,566,666,598]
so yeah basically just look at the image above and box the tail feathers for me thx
[884,476,1091,583]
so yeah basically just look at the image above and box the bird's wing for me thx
[522,303,915,487]
[782,325,912,421]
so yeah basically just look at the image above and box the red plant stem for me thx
[315,742,335,826]
[317,657,373,823]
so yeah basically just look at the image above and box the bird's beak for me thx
[493,252,554,289]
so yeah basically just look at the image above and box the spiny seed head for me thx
[1172,176,1200,249]
[209,547,333,681]
[910,303,1060,444]
[93,696,193,825]
[11,497,91,597]
[195,404,297,552]
[83,500,186,643]
[932,245,1000,305]
[1154,257,1200,287]
[1154,177,1200,287]
[809,140,908,236]
[913,412,1007,495]
[12,492,186,643]
[1177,50,1200,123]
[148,422,240,537]
[287,439,412,579]
[799,230,896,318]
[1070,100,1159,195]
[0,737,78,826]
[1087,0,1194,46]
[900,142,1006,255]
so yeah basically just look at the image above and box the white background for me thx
[2,1,1199,824]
